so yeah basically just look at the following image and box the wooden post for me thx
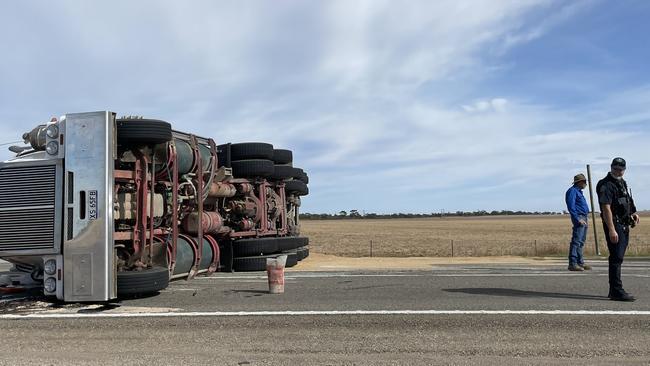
[586,164,601,256]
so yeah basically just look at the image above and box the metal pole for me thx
[586,164,601,256]
[370,240,373,258]
[451,240,454,257]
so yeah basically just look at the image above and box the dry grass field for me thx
[301,215,650,257]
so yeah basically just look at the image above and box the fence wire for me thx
[313,237,650,258]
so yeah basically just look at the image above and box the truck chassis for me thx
[0,111,309,301]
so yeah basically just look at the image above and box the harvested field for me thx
[301,215,650,257]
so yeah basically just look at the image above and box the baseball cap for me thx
[611,157,626,169]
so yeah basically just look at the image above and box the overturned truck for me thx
[0,111,310,302]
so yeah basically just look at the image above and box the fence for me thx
[316,237,650,258]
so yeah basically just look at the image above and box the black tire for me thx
[117,266,169,296]
[233,253,298,272]
[290,168,309,184]
[286,253,298,268]
[290,167,302,179]
[285,180,309,196]
[216,144,230,168]
[231,143,274,160]
[231,159,275,178]
[279,250,300,267]
[296,246,308,261]
[116,118,173,145]
[277,236,308,251]
[270,165,295,180]
[233,237,280,257]
[272,149,293,164]
[297,237,309,247]
[296,169,309,184]
[299,171,309,184]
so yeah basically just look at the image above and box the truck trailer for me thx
[0,111,310,302]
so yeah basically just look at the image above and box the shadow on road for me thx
[227,290,268,298]
[77,304,121,314]
[444,288,609,301]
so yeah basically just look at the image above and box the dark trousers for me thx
[603,221,630,296]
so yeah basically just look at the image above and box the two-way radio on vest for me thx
[629,187,636,228]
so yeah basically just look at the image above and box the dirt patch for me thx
[289,253,564,271]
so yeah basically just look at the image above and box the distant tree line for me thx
[300,210,566,220]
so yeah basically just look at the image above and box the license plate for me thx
[89,190,98,220]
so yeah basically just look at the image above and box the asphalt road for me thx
[1,260,649,365]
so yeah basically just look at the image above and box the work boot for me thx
[581,264,592,270]
[609,291,636,302]
[568,264,584,271]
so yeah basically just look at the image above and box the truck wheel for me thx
[117,266,170,296]
[230,143,274,160]
[116,118,173,145]
[291,168,309,184]
[233,253,298,272]
[272,149,293,164]
[233,237,280,257]
[295,246,308,261]
[277,236,307,251]
[231,159,275,178]
[297,236,309,247]
[285,180,309,196]
[299,172,309,184]
[270,165,295,180]
[297,170,309,184]
[286,253,299,267]
[279,250,300,267]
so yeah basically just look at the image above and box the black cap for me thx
[611,157,626,169]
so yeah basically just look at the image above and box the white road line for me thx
[2,309,650,320]
[196,273,649,280]
[196,274,430,280]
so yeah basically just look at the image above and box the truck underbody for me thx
[0,111,310,302]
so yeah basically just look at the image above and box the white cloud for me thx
[1,0,647,213]
[498,0,598,52]
[462,98,509,113]
[317,0,555,92]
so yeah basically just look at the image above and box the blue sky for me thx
[1,1,649,214]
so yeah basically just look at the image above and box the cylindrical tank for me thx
[208,182,236,198]
[155,139,214,176]
[198,143,212,173]
[181,211,224,235]
[168,234,220,276]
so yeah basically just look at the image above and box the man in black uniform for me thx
[597,157,641,302]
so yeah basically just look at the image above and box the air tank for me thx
[165,234,220,276]
[155,139,213,176]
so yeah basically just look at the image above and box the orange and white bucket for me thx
[266,255,287,294]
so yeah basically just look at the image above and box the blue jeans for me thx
[569,216,588,266]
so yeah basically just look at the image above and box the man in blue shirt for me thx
[565,173,591,271]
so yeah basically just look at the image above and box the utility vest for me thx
[597,174,633,222]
